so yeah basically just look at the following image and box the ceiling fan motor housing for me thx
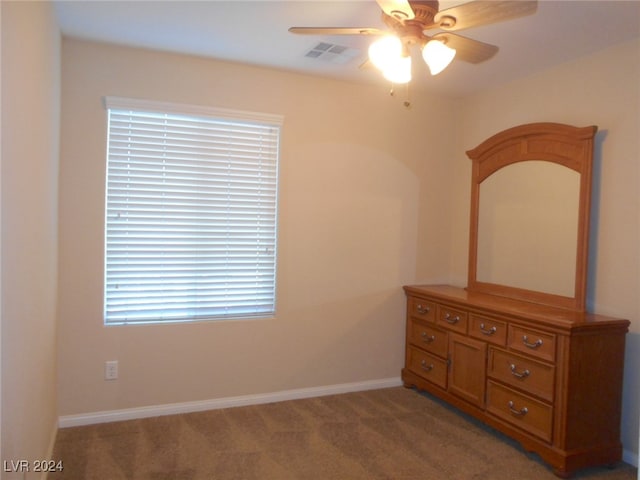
[383,1,441,46]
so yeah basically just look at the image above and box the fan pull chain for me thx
[403,82,411,109]
[389,83,412,109]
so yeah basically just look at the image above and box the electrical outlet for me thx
[105,360,118,380]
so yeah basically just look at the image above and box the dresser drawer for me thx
[407,346,448,389]
[508,325,556,362]
[408,297,436,323]
[486,381,553,442]
[488,347,555,402]
[469,314,507,346]
[436,305,468,334]
[408,320,448,358]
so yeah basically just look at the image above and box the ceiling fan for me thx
[289,0,538,84]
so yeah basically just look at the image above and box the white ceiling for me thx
[53,0,640,97]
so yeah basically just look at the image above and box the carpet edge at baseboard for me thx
[57,377,403,428]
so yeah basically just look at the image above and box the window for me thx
[104,97,281,325]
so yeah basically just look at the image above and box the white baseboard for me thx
[622,448,639,468]
[58,377,403,428]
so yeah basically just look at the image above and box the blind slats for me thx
[104,101,280,324]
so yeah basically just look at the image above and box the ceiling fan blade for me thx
[433,32,498,64]
[288,27,385,36]
[376,0,415,21]
[433,0,537,31]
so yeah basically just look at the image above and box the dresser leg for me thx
[552,468,573,479]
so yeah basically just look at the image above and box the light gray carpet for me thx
[50,387,637,479]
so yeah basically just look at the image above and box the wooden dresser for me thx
[402,284,630,478]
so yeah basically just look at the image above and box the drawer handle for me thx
[420,360,434,372]
[479,323,497,336]
[421,332,436,343]
[507,401,529,417]
[510,364,531,379]
[444,313,460,324]
[417,304,430,315]
[522,335,543,349]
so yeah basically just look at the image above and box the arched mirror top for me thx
[466,122,597,311]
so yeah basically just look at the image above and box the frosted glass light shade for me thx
[382,55,412,84]
[422,40,456,75]
[368,36,403,71]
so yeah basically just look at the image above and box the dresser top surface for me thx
[404,284,629,331]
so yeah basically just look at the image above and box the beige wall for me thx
[57,39,456,415]
[57,34,639,461]
[448,38,640,458]
[1,0,61,471]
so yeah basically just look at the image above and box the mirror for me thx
[466,123,597,311]
[477,161,580,297]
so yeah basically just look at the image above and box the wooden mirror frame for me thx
[466,122,597,311]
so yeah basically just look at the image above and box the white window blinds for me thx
[104,97,281,325]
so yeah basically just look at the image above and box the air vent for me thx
[305,42,360,64]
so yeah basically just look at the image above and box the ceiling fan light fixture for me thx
[422,39,456,75]
[368,35,402,71]
[382,55,412,84]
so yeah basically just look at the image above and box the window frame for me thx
[103,97,283,326]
